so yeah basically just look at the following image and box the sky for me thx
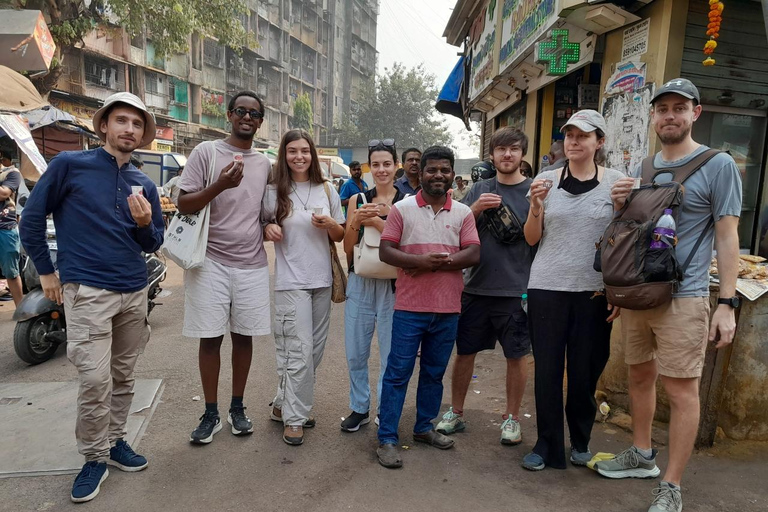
[376,0,478,158]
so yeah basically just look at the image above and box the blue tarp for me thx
[435,56,468,128]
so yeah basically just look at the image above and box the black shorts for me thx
[456,293,530,359]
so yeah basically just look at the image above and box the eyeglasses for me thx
[230,107,264,119]
[368,139,395,150]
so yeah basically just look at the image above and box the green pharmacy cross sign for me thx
[536,29,580,76]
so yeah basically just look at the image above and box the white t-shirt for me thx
[262,181,345,291]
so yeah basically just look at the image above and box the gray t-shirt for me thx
[528,168,624,292]
[461,177,535,297]
[180,140,271,269]
[632,145,742,297]
[262,181,345,291]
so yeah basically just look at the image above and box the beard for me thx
[657,123,691,145]
[422,181,448,197]
[107,134,139,153]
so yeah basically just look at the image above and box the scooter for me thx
[12,220,168,365]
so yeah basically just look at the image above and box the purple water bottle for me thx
[650,209,676,249]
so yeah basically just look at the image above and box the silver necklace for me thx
[291,181,312,210]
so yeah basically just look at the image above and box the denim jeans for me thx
[377,310,458,445]
[344,272,395,414]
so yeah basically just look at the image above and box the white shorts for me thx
[183,258,271,338]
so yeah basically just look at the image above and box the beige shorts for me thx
[183,257,271,338]
[621,296,710,378]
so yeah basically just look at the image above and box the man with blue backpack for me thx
[600,79,741,512]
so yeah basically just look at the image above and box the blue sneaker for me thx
[521,452,545,471]
[108,439,148,472]
[71,461,108,503]
[570,446,593,466]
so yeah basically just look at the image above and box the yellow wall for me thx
[524,92,538,160]
[538,83,556,161]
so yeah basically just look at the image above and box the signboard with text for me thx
[499,0,558,73]
[621,19,650,61]
[468,0,498,102]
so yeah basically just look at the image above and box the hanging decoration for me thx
[703,0,724,66]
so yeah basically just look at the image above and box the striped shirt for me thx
[381,191,480,313]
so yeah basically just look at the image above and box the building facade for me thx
[443,0,768,255]
[48,0,378,155]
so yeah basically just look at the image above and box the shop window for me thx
[693,110,767,252]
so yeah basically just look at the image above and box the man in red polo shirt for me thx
[375,145,481,469]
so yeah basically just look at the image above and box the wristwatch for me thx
[717,296,740,309]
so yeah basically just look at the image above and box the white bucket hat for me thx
[92,92,157,147]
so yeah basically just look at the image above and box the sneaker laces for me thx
[442,408,461,422]
[115,441,138,459]
[612,447,641,468]
[230,406,248,419]
[652,485,681,510]
[198,411,218,430]
[287,425,302,433]
[77,461,102,481]
[501,416,518,432]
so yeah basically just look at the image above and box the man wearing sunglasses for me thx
[395,146,422,195]
[603,79,742,512]
[178,91,273,445]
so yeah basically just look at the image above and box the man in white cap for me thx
[20,92,164,503]
[603,78,742,512]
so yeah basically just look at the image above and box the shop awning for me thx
[24,105,97,137]
[0,64,46,113]
[436,56,470,129]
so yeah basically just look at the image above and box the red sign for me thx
[156,126,174,140]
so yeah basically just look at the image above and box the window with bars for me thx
[84,55,122,89]
[203,39,224,68]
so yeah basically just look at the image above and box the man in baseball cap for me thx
[603,77,741,512]
[20,91,164,502]
[650,78,701,105]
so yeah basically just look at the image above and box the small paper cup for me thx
[632,178,642,190]
[541,179,553,189]
[131,186,144,196]
[233,152,244,162]
[313,207,323,216]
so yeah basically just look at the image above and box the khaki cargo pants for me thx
[64,283,150,462]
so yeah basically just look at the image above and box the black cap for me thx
[651,78,701,105]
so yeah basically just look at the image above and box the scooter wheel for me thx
[14,314,60,365]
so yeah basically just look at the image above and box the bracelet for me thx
[531,208,541,218]
[350,225,360,232]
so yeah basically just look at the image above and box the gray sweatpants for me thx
[272,287,332,426]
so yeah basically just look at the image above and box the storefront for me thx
[445,0,638,166]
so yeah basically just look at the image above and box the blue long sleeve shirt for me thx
[20,148,164,293]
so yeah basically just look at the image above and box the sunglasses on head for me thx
[230,107,264,120]
[368,138,395,150]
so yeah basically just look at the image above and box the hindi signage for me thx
[468,0,498,101]
[499,0,558,72]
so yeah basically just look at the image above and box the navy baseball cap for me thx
[651,78,701,105]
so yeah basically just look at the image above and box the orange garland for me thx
[703,0,724,66]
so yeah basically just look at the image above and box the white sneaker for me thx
[500,416,522,445]
[436,407,465,435]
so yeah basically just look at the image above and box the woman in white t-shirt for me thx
[262,129,345,446]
